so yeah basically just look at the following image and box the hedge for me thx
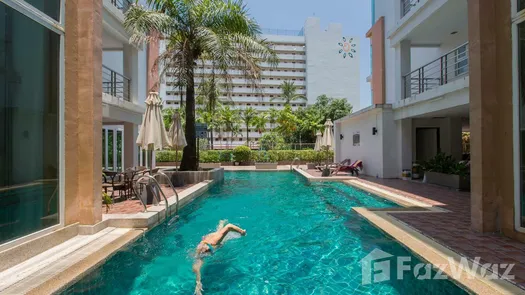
[156,149,334,163]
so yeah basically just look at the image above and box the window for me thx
[520,0,525,11]
[455,45,468,76]
[353,133,360,146]
[25,0,61,21]
[0,2,61,244]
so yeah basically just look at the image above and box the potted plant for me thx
[421,153,470,191]
[255,150,278,169]
[233,146,252,166]
[102,191,113,213]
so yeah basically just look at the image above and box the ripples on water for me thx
[62,172,467,295]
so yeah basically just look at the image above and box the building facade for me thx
[0,0,146,250]
[157,17,361,148]
[335,0,524,241]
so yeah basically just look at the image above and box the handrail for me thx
[153,171,180,216]
[403,42,469,98]
[102,65,131,102]
[290,157,300,171]
[135,175,169,216]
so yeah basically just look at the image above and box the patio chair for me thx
[315,159,352,172]
[332,160,363,176]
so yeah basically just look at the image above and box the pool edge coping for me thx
[354,208,525,295]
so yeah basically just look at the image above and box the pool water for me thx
[63,172,467,294]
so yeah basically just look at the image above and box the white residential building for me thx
[101,0,148,170]
[158,17,361,148]
[335,0,469,178]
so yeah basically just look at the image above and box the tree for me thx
[267,108,279,129]
[219,106,241,149]
[162,107,185,131]
[253,112,268,134]
[275,105,300,140]
[313,94,353,122]
[240,107,257,146]
[272,80,306,105]
[125,1,277,170]
[196,76,229,149]
[196,108,215,148]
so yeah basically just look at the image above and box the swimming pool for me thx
[63,172,467,294]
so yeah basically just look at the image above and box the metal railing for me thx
[110,0,132,13]
[103,65,131,102]
[403,42,469,99]
[401,0,420,17]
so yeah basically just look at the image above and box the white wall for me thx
[412,117,463,161]
[336,108,398,178]
[304,17,360,110]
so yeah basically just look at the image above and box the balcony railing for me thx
[401,0,420,17]
[403,42,469,99]
[109,0,132,14]
[103,65,131,102]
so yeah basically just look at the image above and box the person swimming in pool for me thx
[193,220,247,295]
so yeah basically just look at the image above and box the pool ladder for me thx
[133,171,180,217]
[290,157,300,171]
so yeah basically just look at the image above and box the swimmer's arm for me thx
[192,258,204,295]
[224,224,246,235]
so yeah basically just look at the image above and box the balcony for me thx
[403,42,468,99]
[108,0,132,14]
[103,65,131,102]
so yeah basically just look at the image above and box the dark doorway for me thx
[416,127,440,162]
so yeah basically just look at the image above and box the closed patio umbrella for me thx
[314,131,323,151]
[137,92,170,169]
[321,119,334,150]
[168,112,187,171]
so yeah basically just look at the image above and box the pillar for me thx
[397,118,412,173]
[147,33,160,92]
[123,44,139,103]
[64,0,103,225]
[448,117,463,161]
[395,40,411,101]
[123,122,139,169]
[468,0,514,234]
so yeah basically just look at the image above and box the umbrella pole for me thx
[175,146,179,172]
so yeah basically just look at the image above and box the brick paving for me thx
[105,184,194,214]
[354,176,525,288]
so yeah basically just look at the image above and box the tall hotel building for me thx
[157,17,361,147]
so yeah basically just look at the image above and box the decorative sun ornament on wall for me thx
[338,37,357,59]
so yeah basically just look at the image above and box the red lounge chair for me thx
[316,159,352,172]
[332,160,363,176]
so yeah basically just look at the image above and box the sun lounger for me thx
[332,160,363,176]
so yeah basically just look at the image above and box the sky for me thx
[242,0,372,109]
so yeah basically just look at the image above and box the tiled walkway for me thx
[106,184,194,214]
[353,176,525,289]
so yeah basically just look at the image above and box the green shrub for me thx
[156,150,182,162]
[155,149,334,163]
[233,146,252,162]
[259,132,286,150]
[421,152,469,176]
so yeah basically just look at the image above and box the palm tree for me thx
[196,108,215,147]
[240,107,257,146]
[125,0,277,170]
[253,112,268,134]
[196,76,228,149]
[219,106,241,149]
[267,108,279,130]
[271,81,306,105]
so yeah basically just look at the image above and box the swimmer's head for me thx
[196,242,211,255]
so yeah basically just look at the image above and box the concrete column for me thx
[334,122,341,163]
[123,122,139,169]
[468,0,514,234]
[449,118,463,161]
[397,118,412,173]
[147,34,160,92]
[395,40,411,102]
[64,0,103,225]
[123,44,139,103]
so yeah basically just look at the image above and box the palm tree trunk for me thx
[210,129,214,150]
[246,124,249,146]
[180,67,198,171]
